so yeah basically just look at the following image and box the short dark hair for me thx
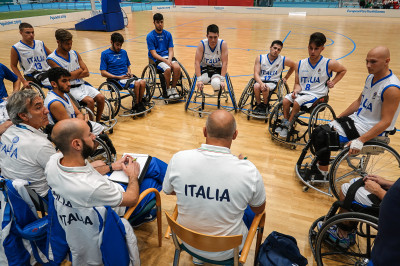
[309,32,326,47]
[111,32,124,43]
[19,22,33,31]
[153,13,163,22]
[207,24,219,35]
[48,67,71,84]
[270,40,283,48]
[55,29,73,42]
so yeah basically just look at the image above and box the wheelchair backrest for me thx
[47,189,140,265]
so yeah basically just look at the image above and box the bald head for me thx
[368,46,390,59]
[205,110,237,139]
[51,118,86,154]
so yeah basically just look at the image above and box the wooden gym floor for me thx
[1,10,400,265]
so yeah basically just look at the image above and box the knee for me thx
[164,68,171,75]
[211,78,221,91]
[140,80,146,87]
[172,63,181,72]
[253,84,260,93]
[84,97,95,106]
[95,93,105,103]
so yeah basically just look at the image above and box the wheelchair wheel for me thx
[308,103,336,137]
[225,73,237,111]
[88,137,113,164]
[268,101,283,137]
[315,212,378,266]
[141,64,156,102]
[275,79,290,101]
[101,99,115,121]
[28,82,46,99]
[177,61,192,97]
[98,81,121,116]
[329,141,400,200]
[238,78,255,110]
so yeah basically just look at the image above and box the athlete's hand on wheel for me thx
[197,81,204,90]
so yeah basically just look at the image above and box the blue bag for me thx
[256,231,308,266]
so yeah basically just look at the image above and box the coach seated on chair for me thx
[163,110,266,264]
[0,89,56,198]
[47,118,166,224]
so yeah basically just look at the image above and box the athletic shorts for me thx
[70,84,100,102]
[341,177,373,207]
[255,80,278,92]
[89,121,105,136]
[197,73,223,84]
[284,93,319,108]
[118,78,142,89]
[156,56,178,73]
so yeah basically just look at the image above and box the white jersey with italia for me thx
[12,40,50,75]
[47,50,84,86]
[259,54,285,83]
[200,39,223,68]
[44,91,76,125]
[298,56,331,98]
[349,70,400,135]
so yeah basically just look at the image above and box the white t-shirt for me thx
[45,153,125,215]
[12,40,50,75]
[47,50,84,86]
[259,54,285,90]
[200,38,224,68]
[44,90,77,125]
[0,123,56,197]
[163,144,266,261]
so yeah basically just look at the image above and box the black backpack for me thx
[256,231,308,266]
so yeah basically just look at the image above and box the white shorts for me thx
[156,56,178,72]
[119,78,142,89]
[255,81,277,92]
[89,121,105,136]
[70,84,100,102]
[0,100,9,124]
[197,73,223,84]
[284,93,318,108]
[341,177,373,207]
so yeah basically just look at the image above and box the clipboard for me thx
[107,153,152,185]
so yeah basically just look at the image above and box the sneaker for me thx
[167,89,174,99]
[279,127,288,138]
[171,87,179,99]
[275,126,283,133]
[310,164,328,181]
[137,102,146,112]
[192,257,204,265]
[318,222,353,249]
[253,103,264,115]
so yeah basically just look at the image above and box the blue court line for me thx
[282,31,291,43]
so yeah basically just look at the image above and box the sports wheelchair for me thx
[268,95,336,148]
[185,73,237,117]
[98,77,155,118]
[295,127,400,197]
[238,78,289,122]
[141,60,192,104]
[309,179,380,265]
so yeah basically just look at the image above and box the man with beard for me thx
[44,67,104,136]
[0,89,55,198]
[47,29,105,122]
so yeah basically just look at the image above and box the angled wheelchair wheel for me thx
[315,212,378,266]
[28,82,46,99]
[225,73,237,111]
[329,141,400,200]
[88,137,113,164]
[141,64,157,102]
[101,99,115,121]
[177,61,192,98]
[268,101,283,137]
[238,78,255,110]
[98,81,121,116]
[275,79,290,101]
[308,103,336,137]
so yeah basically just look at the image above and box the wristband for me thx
[350,138,363,151]
[107,162,113,172]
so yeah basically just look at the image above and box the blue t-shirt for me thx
[371,178,400,265]
[100,48,131,77]
[146,29,174,63]
[0,63,18,99]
